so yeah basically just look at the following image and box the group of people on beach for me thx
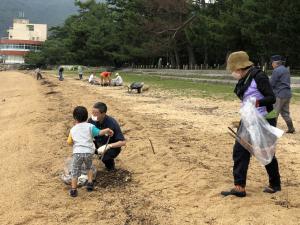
[52,65,124,86]
[33,51,295,198]
[88,71,123,86]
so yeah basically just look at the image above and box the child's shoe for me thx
[86,182,94,192]
[69,189,78,197]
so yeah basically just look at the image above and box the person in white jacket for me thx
[111,73,123,86]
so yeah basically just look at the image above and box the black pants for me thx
[36,72,42,80]
[101,148,121,170]
[233,118,281,188]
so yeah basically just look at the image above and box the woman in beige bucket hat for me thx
[221,51,281,197]
[226,51,254,74]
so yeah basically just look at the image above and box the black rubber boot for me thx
[286,121,295,133]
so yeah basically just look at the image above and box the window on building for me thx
[27,25,34,31]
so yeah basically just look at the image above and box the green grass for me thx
[291,88,300,102]
[293,88,300,93]
[50,69,105,75]
[129,71,233,80]
[121,73,236,100]
[44,69,300,101]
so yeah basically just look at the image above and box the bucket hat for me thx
[227,51,253,72]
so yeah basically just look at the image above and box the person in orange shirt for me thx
[100,71,112,86]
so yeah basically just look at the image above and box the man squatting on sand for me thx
[88,102,126,171]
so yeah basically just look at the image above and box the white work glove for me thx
[97,144,111,155]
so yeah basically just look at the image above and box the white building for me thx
[0,19,47,64]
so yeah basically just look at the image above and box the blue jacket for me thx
[270,65,292,98]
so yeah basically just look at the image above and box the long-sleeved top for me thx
[112,75,123,86]
[270,65,292,98]
[234,67,276,116]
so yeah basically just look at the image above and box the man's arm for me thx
[109,140,126,149]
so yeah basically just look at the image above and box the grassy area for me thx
[121,73,235,100]
[293,88,300,93]
[292,88,300,102]
[44,70,300,101]
[121,73,300,101]
[129,71,233,80]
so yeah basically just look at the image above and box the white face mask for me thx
[91,115,98,121]
[231,72,242,80]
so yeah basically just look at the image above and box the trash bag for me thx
[237,98,284,165]
[60,157,97,186]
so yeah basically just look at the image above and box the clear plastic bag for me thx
[60,157,97,186]
[237,98,284,165]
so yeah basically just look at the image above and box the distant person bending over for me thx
[35,67,43,80]
[100,71,111,86]
[111,72,123,86]
[58,66,64,81]
[88,102,126,171]
[88,73,100,85]
[88,73,95,84]
[67,106,113,197]
[270,55,295,133]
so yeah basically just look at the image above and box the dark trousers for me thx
[101,148,121,170]
[36,72,42,80]
[59,72,64,81]
[233,118,281,188]
[274,97,293,124]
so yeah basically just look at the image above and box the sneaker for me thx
[86,182,94,192]
[221,187,246,197]
[69,189,78,197]
[263,186,281,194]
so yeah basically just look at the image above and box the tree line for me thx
[25,0,300,69]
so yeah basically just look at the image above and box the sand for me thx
[0,71,299,225]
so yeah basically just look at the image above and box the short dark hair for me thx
[73,106,88,122]
[93,102,107,113]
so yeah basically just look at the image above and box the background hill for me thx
[0,0,78,38]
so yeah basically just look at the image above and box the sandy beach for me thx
[0,71,299,225]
